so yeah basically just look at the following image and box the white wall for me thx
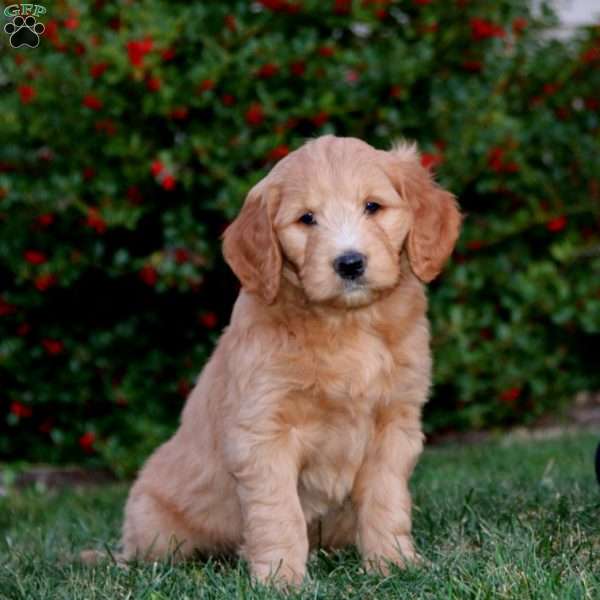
[553,0,600,27]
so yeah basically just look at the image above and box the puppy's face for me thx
[274,141,411,307]
[223,136,461,308]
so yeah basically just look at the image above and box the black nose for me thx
[333,251,366,280]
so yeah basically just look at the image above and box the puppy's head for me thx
[223,135,461,307]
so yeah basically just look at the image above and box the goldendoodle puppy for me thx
[120,135,461,584]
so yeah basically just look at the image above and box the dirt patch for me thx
[0,466,117,495]
[429,391,600,446]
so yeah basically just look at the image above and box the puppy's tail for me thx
[80,548,127,567]
[79,549,106,565]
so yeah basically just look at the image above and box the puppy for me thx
[120,135,461,584]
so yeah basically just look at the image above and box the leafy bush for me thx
[1,0,599,475]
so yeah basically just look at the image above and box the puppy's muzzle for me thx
[333,251,367,281]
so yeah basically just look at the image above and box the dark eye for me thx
[365,201,382,215]
[299,212,317,226]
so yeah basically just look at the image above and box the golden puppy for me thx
[120,135,461,584]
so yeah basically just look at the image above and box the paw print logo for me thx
[4,15,45,48]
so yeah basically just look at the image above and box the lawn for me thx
[1,433,599,599]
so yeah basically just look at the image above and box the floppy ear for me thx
[384,143,462,283]
[222,184,282,304]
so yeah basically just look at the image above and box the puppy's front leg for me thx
[353,420,424,573]
[231,438,308,586]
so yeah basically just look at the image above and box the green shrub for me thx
[1,0,599,475]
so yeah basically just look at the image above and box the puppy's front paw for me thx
[251,559,306,588]
[363,535,422,574]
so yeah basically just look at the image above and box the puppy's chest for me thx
[282,330,405,516]
[280,330,408,521]
[296,405,373,518]
[298,327,400,403]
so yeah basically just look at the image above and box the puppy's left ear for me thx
[383,143,462,283]
[222,184,282,304]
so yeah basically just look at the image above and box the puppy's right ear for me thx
[382,142,462,283]
[222,185,282,304]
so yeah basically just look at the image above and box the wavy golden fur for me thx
[119,135,461,585]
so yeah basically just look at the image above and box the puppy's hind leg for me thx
[121,490,199,562]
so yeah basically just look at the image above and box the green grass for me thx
[1,433,599,599]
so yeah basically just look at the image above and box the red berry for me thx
[161,47,176,61]
[585,98,600,111]
[24,250,47,265]
[462,60,483,73]
[389,85,403,98]
[420,153,444,169]
[345,69,360,83]
[268,145,290,161]
[333,0,351,15]
[290,60,306,77]
[174,248,190,264]
[512,17,527,34]
[85,207,107,234]
[83,166,96,180]
[170,106,189,120]
[18,85,36,104]
[198,79,215,92]
[39,419,54,433]
[94,119,117,136]
[224,14,237,31]
[126,186,143,205]
[311,111,329,127]
[178,379,191,398]
[500,387,521,404]
[317,45,335,57]
[79,432,96,453]
[546,216,567,232]
[488,147,505,172]
[150,160,164,176]
[245,103,264,126]
[34,274,57,291]
[221,93,236,106]
[467,240,484,250]
[200,312,218,329]
[127,37,153,67]
[581,47,600,64]
[0,297,16,316]
[17,323,31,336]
[161,174,176,190]
[42,338,64,355]
[36,213,55,227]
[10,402,32,418]
[139,265,158,286]
[89,62,108,78]
[257,63,279,78]
[82,94,103,110]
[146,76,161,92]
[64,16,79,30]
[470,17,506,41]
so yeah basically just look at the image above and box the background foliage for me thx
[1,0,599,476]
